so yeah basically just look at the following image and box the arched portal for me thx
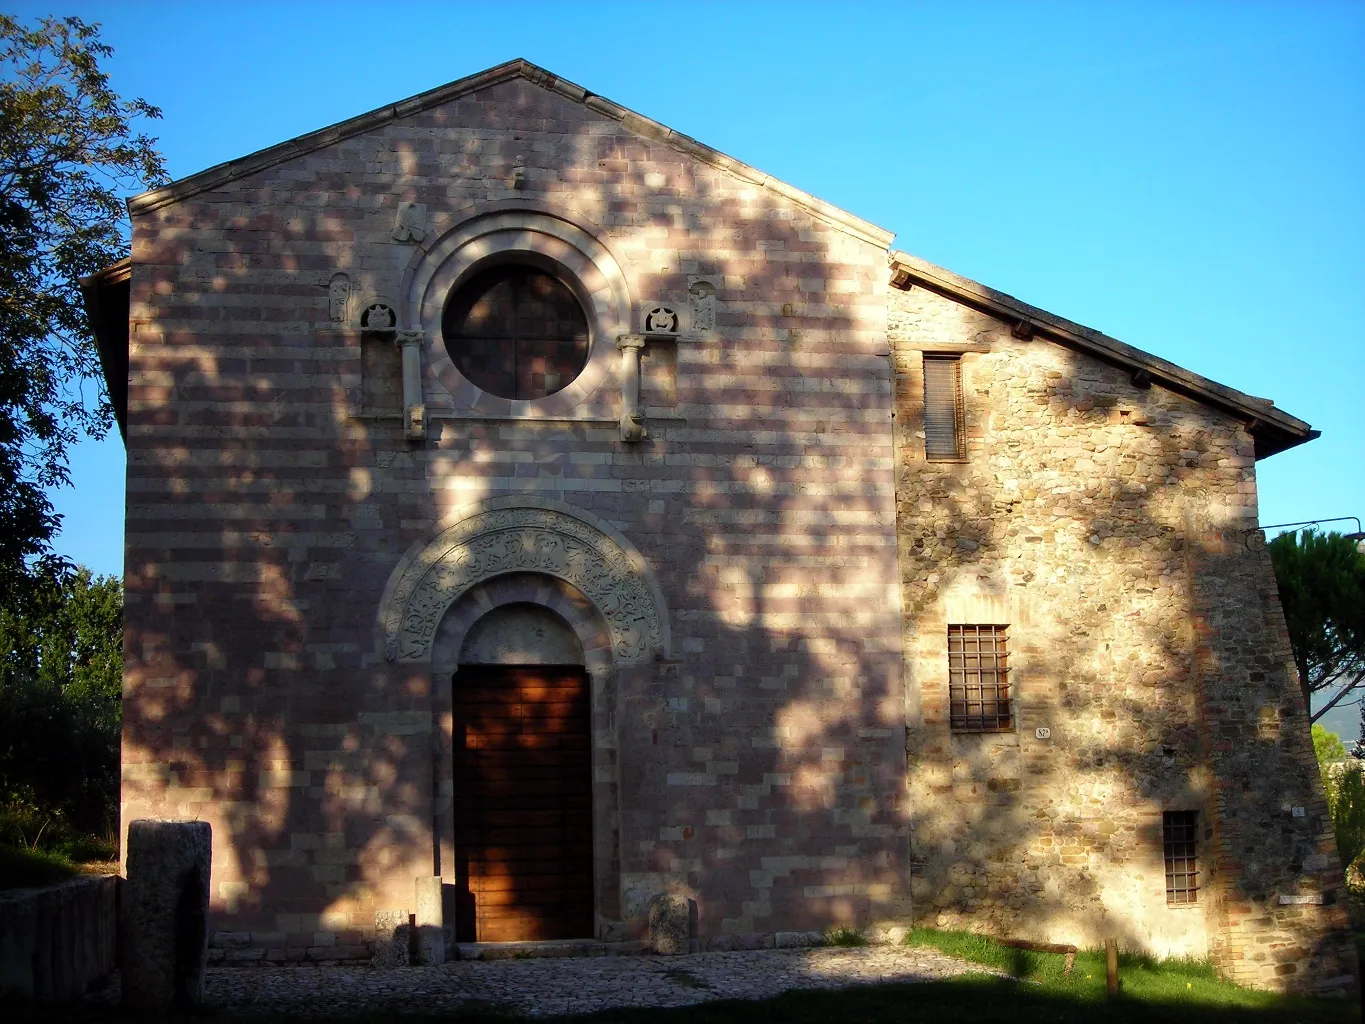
[452,604,593,942]
[375,496,670,942]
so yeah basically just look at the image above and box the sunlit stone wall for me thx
[889,283,1356,996]
[119,72,906,961]
[115,64,1354,993]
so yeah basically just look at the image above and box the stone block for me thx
[728,932,774,951]
[122,819,212,1010]
[414,876,445,965]
[776,930,824,948]
[210,931,251,948]
[647,893,691,955]
[372,909,410,968]
[869,925,909,946]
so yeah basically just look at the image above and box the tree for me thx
[1268,530,1365,725]
[1314,723,1348,766]
[0,16,165,590]
[0,565,123,836]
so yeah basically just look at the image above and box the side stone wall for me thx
[1187,530,1357,993]
[0,875,118,1003]
[120,75,906,951]
[889,282,1356,995]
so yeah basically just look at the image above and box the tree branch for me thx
[1311,673,1365,724]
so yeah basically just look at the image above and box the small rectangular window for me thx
[948,625,1011,732]
[1164,810,1199,905]
[923,355,966,461]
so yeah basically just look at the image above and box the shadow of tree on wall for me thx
[119,70,1351,992]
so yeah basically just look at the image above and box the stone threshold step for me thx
[455,939,649,961]
[454,929,836,961]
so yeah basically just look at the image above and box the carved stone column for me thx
[617,334,647,443]
[397,330,426,441]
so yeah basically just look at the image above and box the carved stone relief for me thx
[644,306,679,336]
[384,507,665,664]
[392,202,428,243]
[362,302,397,331]
[688,279,717,336]
[328,273,351,322]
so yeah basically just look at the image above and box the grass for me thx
[0,803,118,890]
[823,926,868,947]
[901,927,1358,1020]
[0,839,117,891]
[0,843,80,889]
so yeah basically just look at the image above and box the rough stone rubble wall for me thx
[1187,532,1357,993]
[889,283,1356,995]
[120,76,906,959]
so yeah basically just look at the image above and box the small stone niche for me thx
[362,334,403,413]
[641,339,677,411]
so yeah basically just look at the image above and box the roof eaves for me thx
[127,59,894,248]
[79,257,132,444]
[888,249,1315,460]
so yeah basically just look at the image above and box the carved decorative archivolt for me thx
[383,506,665,664]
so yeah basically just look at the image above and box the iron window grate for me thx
[948,624,1011,733]
[1164,810,1199,905]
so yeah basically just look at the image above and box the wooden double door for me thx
[451,664,594,942]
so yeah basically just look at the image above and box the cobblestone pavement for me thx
[197,946,999,1018]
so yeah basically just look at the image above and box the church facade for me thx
[84,60,1354,993]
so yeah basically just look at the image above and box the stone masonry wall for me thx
[889,282,1356,995]
[116,64,1353,991]
[1187,531,1357,993]
[120,74,907,958]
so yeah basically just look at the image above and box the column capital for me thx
[397,329,424,348]
[616,334,646,352]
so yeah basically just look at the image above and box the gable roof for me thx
[126,59,894,248]
[114,59,1314,461]
[889,250,1316,459]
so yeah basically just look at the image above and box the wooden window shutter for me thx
[923,355,966,461]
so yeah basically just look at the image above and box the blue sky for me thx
[20,2,1364,728]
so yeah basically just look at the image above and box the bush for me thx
[1326,762,1365,875]
[1312,724,1365,878]
[0,799,115,861]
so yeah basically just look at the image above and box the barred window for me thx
[1163,810,1199,905]
[923,355,966,461]
[948,625,1011,733]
